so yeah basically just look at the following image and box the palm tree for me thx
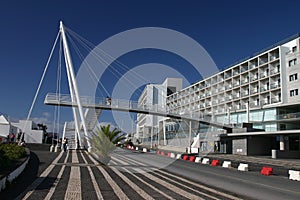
[98,124,125,144]
[91,124,125,162]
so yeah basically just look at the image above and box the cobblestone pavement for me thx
[10,150,242,200]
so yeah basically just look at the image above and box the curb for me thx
[0,148,30,192]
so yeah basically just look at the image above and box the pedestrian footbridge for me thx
[44,93,233,132]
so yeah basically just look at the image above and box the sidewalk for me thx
[0,144,59,200]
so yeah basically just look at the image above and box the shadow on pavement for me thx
[0,151,39,200]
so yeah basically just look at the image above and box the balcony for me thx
[270,68,280,75]
[271,98,281,104]
[233,82,240,87]
[250,76,258,82]
[241,92,249,97]
[269,55,279,61]
[250,89,259,95]
[270,83,280,90]
[225,85,232,90]
[241,67,248,73]
[276,112,300,120]
[241,79,249,85]
[260,87,269,92]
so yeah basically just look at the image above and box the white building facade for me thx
[135,78,182,146]
[166,34,300,156]
[12,120,45,144]
[0,114,18,143]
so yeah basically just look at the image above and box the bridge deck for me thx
[44,93,232,132]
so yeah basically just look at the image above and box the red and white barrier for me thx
[238,163,248,171]
[176,154,182,159]
[222,161,232,168]
[211,159,219,166]
[260,166,273,176]
[202,158,209,164]
[289,170,300,181]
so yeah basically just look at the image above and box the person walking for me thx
[62,137,68,152]
[10,133,15,143]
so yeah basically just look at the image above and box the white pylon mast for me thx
[60,21,91,151]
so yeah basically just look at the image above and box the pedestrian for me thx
[10,133,15,142]
[62,137,68,152]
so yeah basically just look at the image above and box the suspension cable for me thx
[20,31,60,145]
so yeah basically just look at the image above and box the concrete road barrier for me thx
[238,163,249,171]
[260,167,273,176]
[211,159,219,166]
[176,154,182,159]
[195,157,201,163]
[222,161,232,168]
[289,170,300,181]
[170,153,175,158]
[189,156,196,162]
[135,147,139,151]
[202,158,209,164]
[143,148,148,152]
[183,155,189,160]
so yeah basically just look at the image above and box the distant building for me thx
[12,120,45,144]
[0,114,18,143]
[135,78,182,145]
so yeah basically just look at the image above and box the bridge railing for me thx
[45,93,226,126]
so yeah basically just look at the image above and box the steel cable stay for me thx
[65,27,169,100]
[50,36,63,151]
[63,26,222,149]
[19,31,61,146]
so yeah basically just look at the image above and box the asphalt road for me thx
[116,149,300,200]
[1,147,300,200]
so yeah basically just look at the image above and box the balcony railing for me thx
[276,112,300,120]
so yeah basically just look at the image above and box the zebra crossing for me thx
[16,150,241,200]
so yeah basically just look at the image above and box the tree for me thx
[98,124,125,144]
[91,124,125,162]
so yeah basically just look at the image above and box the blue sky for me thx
[1,0,300,133]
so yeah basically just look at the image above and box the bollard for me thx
[50,145,54,152]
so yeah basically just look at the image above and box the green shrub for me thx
[0,144,26,169]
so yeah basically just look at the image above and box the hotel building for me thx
[165,34,300,156]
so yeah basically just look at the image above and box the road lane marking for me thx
[157,170,240,200]
[112,152,239,200]
[65,165,81,200]
[86,152,130,200]
[80,151,104,200]
[44,152,69,200]
[109,164,155,200]
[19,151,65,200]
[110,159,175,200]
[133,167,205,200]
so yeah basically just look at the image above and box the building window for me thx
[292,46,297,53]
[290,89,299,97]
[289,58,297,67]
[289,73,298,81]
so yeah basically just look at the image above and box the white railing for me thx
[45,93,231,129]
